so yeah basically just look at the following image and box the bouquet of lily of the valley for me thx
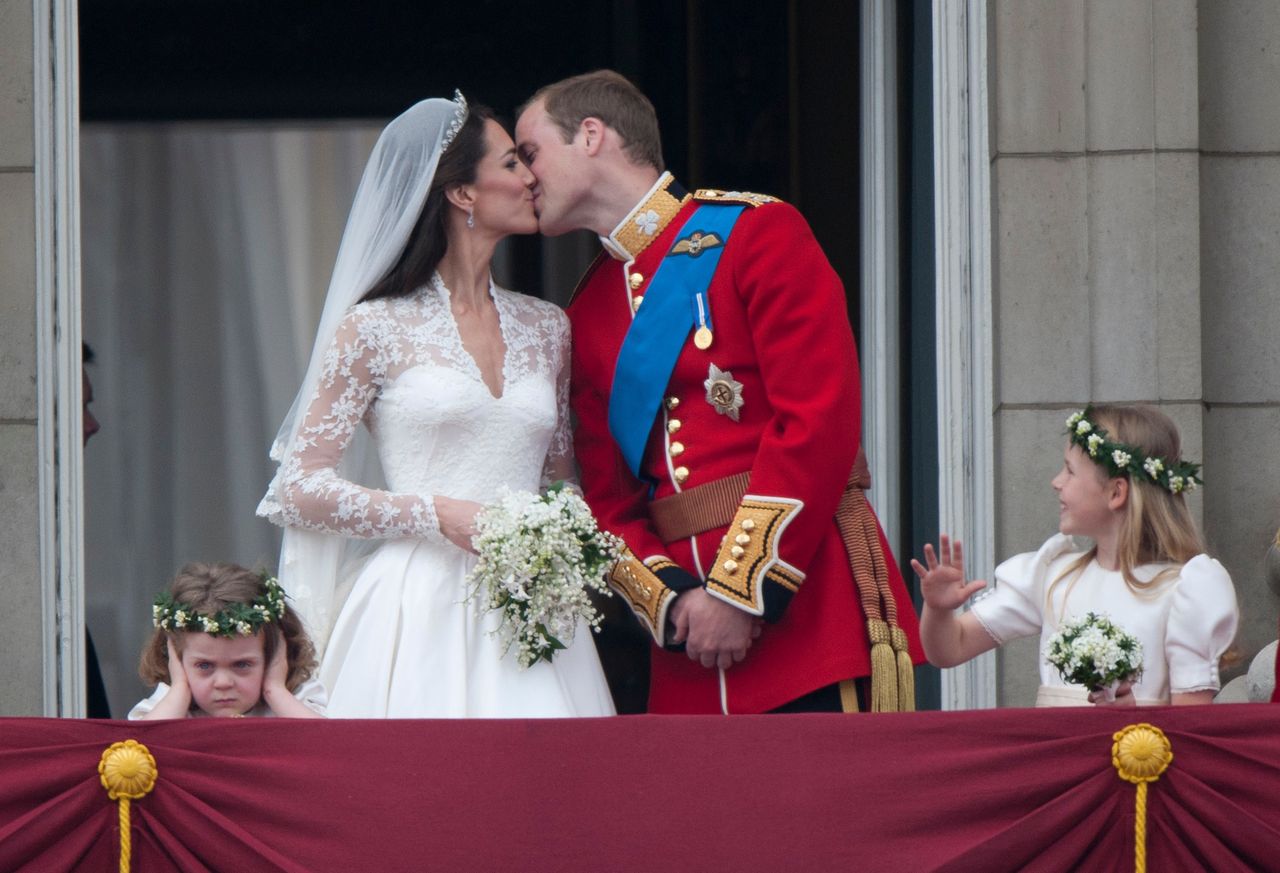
[466,483,623,669]
[1045,612,1143,700]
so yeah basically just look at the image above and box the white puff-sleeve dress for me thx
[968,534,1239,706]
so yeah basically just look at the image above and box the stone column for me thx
[1199,0,1280,669]
[989,0,1203,705]
[0,0,44,715]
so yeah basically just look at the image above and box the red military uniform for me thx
[568,173,924,714]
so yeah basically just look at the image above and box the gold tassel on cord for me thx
[837,455,917,713]
[99,740,158,873]
[1112,723,1173,873]
[866,618,899,712]
[890,625,916,712]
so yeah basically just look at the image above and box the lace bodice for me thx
[258,274,573,540]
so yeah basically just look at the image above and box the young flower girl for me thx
[130,563,327,718]
[914,404,1238,706]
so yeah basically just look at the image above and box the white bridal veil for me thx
[258,92,468,653]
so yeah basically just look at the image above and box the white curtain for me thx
[80,121,382,716]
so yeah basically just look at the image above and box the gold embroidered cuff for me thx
[705,496,805,616]
[607,553,694,646]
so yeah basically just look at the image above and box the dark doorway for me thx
[81,0,861,310]
[80,1,941,713]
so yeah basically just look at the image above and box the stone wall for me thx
[1198,0,1280,673]
[0,0,45,715]
[989,0,1209,704]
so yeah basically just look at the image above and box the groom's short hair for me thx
[524,70,664,173]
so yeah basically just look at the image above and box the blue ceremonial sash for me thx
[608,203,746,478]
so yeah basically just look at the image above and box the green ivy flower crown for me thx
[152,572,287,638]
[1065,407,1202,495]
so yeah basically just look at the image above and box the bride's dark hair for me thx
[360,103,497,303]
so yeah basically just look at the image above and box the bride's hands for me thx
[435,495,484,553]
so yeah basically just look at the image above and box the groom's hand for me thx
[670,588,759,670]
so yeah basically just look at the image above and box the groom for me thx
[516,70,923,714]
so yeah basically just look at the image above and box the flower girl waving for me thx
[913,405,1238,706]
[131,563,327,718]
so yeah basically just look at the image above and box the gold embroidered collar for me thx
[600,172,691,261]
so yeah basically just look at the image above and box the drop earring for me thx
[466,210,475,230]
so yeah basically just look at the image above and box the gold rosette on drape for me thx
[99,740,158,873]
[1112,723,1173,873]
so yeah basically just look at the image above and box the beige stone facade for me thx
[989,0,1279,704]
[1,0,43,715]
[6,2,1279,711]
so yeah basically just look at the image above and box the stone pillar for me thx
[1199,0,1280,669]
[0,0,45,715]
[989,0,1204,705]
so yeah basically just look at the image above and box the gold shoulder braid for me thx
[692,189,781,207]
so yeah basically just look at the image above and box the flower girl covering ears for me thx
[130,563,327,719]
[913,405,1238,707]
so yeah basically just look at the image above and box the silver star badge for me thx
[704,364,744,421]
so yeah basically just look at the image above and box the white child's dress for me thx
[127,677,329,719]
[969,533,1239,706]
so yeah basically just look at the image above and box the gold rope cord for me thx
[99,740,158,873]
[835,486,914,712]
[1111,723,1173,873]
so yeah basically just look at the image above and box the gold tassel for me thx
[867,618,898,712]
[891,625,916,712]
[1112,723,1173,873]
[99,740,158,873]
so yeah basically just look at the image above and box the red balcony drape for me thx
[2,705,1277,872]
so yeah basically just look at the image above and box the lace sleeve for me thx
[540,306,578,492]
[265,306,440,540]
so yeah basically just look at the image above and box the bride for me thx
[258,93,615,717]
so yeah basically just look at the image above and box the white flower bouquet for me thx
[1045,612,1143,700]
[466,483,622,669]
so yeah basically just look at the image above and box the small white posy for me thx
[1044,612,1143,692]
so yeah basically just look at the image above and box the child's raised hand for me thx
[166,637,190,693]
[260,637,325,718]
[265,637,290,694]
[911,535,987,610]
[135,636,193,719]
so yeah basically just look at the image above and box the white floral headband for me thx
[152,573,287,638]
[1066,407,1201,494]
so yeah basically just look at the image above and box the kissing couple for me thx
[258,70,923,718]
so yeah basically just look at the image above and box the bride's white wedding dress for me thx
[258,273,615,717]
